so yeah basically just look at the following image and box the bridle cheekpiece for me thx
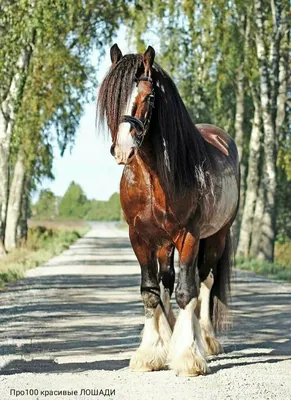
[121,75,155,146]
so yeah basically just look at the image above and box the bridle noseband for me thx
[121,76,155,146]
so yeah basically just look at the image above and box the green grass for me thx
[0,221,89,288]
[235,241,291,282]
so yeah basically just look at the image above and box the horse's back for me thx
[196,124,239,238]
[196,123,239,178]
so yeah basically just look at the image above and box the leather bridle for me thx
[121,75,155,146]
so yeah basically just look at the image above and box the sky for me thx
[38,27,133,201]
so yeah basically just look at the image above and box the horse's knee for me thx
[175,286,197,309]
[141,288,160,309]
[175,266,198,309]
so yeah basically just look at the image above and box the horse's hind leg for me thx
[157,244,176,329]
[198,226,231,355]
[129,227,172,372]
[169,230,208,376]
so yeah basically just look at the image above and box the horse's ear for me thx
[143,46,155,77]
[110,44,122,67]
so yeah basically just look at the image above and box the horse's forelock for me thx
[97,54,143,138]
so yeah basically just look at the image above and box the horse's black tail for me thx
[210,231,233,332]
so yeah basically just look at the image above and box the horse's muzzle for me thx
[111,145,135,165]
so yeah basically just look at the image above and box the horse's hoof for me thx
[129,343,167,372]
[201,328,224,356]
[169,347,209,377]
[204,335,224,356]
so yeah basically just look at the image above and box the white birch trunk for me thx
[5,150,26,250]
[275,8,288,141]
[0,45,33,254]
[232,11,250,251]
[249,174,265,258]
[254,0,278,261]
[236,93,262,257]
[232,65,245,250]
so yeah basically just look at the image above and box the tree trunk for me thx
[236,90,263,257]
[232,64,246,250]
[254,0,278,261]
[232,11,250,251]
[275,8,288,141]
[270,0,283,129]
[5,150,26,250]
[17,176,30,246]
[249,172,265,258]
[0,115,10,255]
[0,43,34,254]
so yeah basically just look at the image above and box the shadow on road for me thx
[0,234,290,376]
[0,273,142,375]
[1,358,130,375]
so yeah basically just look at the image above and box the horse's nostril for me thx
[110,144,115,156]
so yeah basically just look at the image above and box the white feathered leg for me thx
[130,304,172,372]
[199,270,223,355]
[168,298,209,376]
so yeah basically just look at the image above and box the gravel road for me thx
[0,222,290,400]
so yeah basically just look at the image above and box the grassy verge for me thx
[235,241,291,282]
[0,220,89,288]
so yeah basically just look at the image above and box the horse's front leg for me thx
[157,244,176,330]
[129,227,172,372]
[169,231,208,376]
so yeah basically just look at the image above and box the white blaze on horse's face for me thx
[114,85,139,165]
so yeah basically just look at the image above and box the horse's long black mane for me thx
[97,54,215,197]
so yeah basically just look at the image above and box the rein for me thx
[121,75,155,146]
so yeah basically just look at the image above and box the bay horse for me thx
[97,44,239,376]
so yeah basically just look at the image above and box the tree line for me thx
[0,0,289,263]
[32,182,121,221]
[0,0,126,252]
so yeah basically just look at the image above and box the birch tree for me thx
[237,87,263,257]
[1,0,126,251]
[128,0,290,260]
[0,0,36,253]
[253,0,285,261]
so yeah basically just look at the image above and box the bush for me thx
[0,225,84,288]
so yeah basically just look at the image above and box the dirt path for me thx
[0,223,290,400]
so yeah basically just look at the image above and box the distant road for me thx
[0,222,290,400]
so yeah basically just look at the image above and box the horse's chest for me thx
[120,163,179,246]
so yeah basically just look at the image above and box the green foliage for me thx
[58,181,89,219]
[85,192,121,221]
[32,189,58,219]
[0,225,86,288]
[33,183,122,221]
[236,252,291,282]
[128,0,253,133]
[0,0,129,197]
[275,241,291,268]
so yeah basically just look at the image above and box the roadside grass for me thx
[235,241,291,282]
[0,220,89,288]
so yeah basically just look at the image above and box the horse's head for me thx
[109,45,156,165]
